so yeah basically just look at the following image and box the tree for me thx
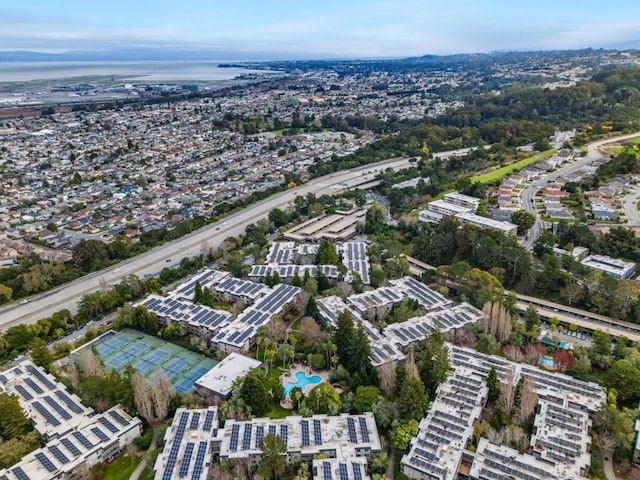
[376,361,397,398]
[258,433,286,480]
[353,386,381,413]
[371,397,395,429]
[418,331,450,397]
[316,240,339,266]
[193,281,203,304]
[268,208,289,228]
[459,269,504,307]
[486,367,500,402]
[397,377,428,421]
[394,419,419,451]
[240,369,270,416]
[334,310,356,369]
[72,239,109,271]
[30,337,53,372]
[0,393,29,439]
[365,202,386,234]
[369,266,386,288]
[481,301,513,343]
[606,359,640,405]
[511,210,536,236]
[305,383,342,415]
[132,371,175,424]
[305,297,319,319]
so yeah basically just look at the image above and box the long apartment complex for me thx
[136,268,301,354]
[215,413,381,480]
[0,361,142,480]
[317,276,483,366]
[400,345,606,480]
[152,408,381,480]
[419,192,518,235]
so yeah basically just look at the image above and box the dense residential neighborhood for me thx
[1,48,640,480]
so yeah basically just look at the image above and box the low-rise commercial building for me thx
[581,254,636,280]
[194,353,262,400]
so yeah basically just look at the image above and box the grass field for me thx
[99,455,142,480]
[472,149,557,184]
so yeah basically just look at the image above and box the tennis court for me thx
[88,329,217,394]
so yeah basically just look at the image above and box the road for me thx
[621,186,640,224]
[3,151,489,329]
[519,132,640,250]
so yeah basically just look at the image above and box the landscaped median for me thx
[472,148,557,184]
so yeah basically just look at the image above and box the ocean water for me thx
[0,61,265,83]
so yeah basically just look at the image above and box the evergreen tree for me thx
[333,310,356,369]
[0,393,29,439]
[259,433,287,480]
[240,370,269,417]
[200,287,214,307]
[193,281,203,304]
[30,337,53,372]
[316,240,339,265]
[291,273,303,287]
[397,377,429,421]
[305,296,319,319]
[418,331,450,397]
[316,271,330,292]
[486,366,500,402]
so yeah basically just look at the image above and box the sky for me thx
[1,0,639,58]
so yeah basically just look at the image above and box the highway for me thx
[519,131,640,250]
[1,150,482,329]
[403,255,640,342]
[515,294,640,343]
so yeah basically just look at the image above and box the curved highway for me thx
[0,149,471,328]
[520,132,640,250]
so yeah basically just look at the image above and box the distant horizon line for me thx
[0,45,635,64]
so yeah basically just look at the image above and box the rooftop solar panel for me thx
[61,437,82,457]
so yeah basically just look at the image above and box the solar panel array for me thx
[191,442,209,480]
[141,295,232,334]
[401,368,486,480]
[341,241,371,285]
[313,419,323,445]
[35,452,56,473]
[214,283,300,349]
[33,401,61,426]
[91,427,110,443]
[179,443,195,477]
[161,412,189,480]
[60,437,82,457]
[11,467,29,480]
[48,445,69,465]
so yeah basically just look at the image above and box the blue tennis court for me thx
[85,329,217,394]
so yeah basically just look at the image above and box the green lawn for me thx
[100,455,142,480]
[472,149,557,183]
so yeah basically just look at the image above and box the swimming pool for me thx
[539,356,555,368]
[284,371,322,397]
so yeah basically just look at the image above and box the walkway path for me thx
[603,449,620,480]
[129,459,147,480]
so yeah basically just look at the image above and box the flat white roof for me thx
[195,353,261,397]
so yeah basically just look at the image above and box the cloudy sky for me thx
[1,0,639,58]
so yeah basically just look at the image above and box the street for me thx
[519,131,640,249]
